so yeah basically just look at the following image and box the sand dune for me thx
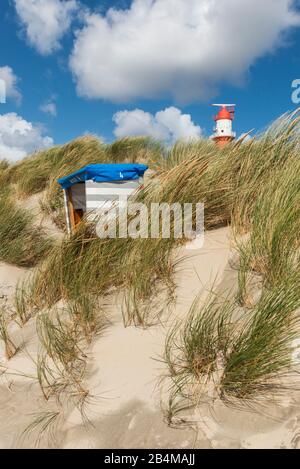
[1,227,300,448]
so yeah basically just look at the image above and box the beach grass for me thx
[164,272,300,420]
[235,159,300,289]
[0,189,52,267]
[165,293,235,380]
[221,274,300,403]
[0,306,18,359]
[36,307,88,400]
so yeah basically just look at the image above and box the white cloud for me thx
[0,113,53,162]
[14,0,79,55]
[40,101,57,116]
[0,66,22,104]
[113,107,202,143]
[70,0,300,103]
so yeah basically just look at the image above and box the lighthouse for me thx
[212,104,236,148]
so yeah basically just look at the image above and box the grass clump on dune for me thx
[163,293,236,425]
[0,190,52,267]
[164,273,300,423]
[220,275,300,403]
[232,110,300,234]
[36,308,88,401]
[105,136,162,164]
[236,158,300,291]
[151,139,215,171]
[67,293,104,344]
[164,293,235,381]
[0,159,9,173]
[0,306,18,359]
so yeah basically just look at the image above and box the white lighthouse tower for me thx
[212,104,236,148]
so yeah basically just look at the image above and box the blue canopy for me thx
[57,163,148,190]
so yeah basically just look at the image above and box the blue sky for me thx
[1,0,300,161]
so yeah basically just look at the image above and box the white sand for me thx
[1,227,300,448]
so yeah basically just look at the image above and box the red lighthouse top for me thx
[213,105,235,122]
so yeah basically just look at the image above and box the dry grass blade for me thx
[0,306,18,359]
